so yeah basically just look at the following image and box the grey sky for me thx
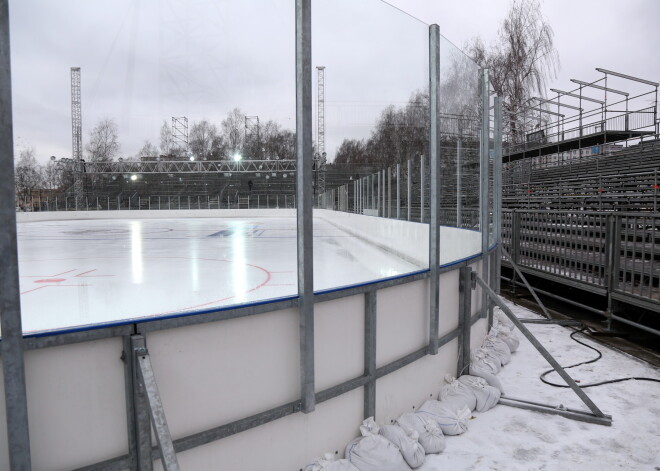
[9,0,660,164]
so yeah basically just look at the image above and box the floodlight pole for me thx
[0,0,32,468]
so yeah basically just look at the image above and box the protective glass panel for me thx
[11,0,296,334]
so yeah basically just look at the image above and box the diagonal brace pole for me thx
[135,346,181,471]
[501,246,551,319]
[473,273,606,418]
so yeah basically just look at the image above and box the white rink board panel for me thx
[22,338,127,471]
[146,308,300,441]
[375,279,429,368]
[314,295,365,392]
[375,340,458,425]
[152,388,364,471]
[439,268,460,337]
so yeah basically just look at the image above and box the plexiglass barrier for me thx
[9,0,495,335]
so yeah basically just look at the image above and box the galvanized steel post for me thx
[456,139,462,227]
[0,1,32,468]
[429,24,441,354]
[407,159,412,221]
[296,0,315,413]
[494,97,503,296]
[396,163,401,220]
[420,154,425,223]
[479,68,490,318]
[364,291,377,419]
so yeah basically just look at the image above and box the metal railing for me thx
[15,193,296,212]
[502,209,660,333]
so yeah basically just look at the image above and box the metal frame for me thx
[479,68,490,319]
[296,0,315,414]
[429,24,441,354]
[0,1,32,468]
[0,3,504,468]
[473,273,612,426]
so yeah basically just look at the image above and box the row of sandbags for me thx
[303,309,520,471]
[468,309,520,394]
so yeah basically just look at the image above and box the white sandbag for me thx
[491,324,520,352]
[472,348,501,374]
[438,375,477,411]
[482,335,511,365]
[396,412,445,454]
[379,424,426,469]
[494,309,515,331]
[304,453,361,471]
[457,375,501,412]
[417,400,470,436]
[345,435,411,471]
[469,361,504,393]
[359,417,380,436]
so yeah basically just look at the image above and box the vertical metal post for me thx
[387,167,391,218]
[456,139,462,227]
[429,24,441,354]
[296,0,315,414]
[493,97,503,304]
[479,68,490,318]
[382,169,386,218]
[420,154,425,223]
[364,290,377,419]
[407,159,412,221]
[457,266,472,376]
[0,1,32,467]
[376,172,380,215]
[396,163,400,220]
[131,335,153,470]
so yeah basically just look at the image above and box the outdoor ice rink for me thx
[17,215,438,334]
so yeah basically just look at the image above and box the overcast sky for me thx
[9,0,660,164]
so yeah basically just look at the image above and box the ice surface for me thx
[16,217,426,334]
[420,301,660,471]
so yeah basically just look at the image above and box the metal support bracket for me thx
[473,274,611,425]
[501,246,551,319]
[132,335,181,471]
[499,396,612,426]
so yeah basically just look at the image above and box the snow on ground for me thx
[421,300,660,471]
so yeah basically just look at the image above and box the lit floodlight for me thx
[130,174,137,181]
[283,173,287,178]
[189,155,195,161]
[233,153,242,161]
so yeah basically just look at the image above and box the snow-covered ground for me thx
[420,301,660,471]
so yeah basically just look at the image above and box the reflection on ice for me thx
[15,216,481,334]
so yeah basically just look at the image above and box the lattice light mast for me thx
[172,117,189,155]
[70,67,83,205]
[316,66,326,196]
[245,115,260,159]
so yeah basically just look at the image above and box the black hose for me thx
[539,326,660,388]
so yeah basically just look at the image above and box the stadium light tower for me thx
[316,66,326,196]
[70,67,83,206]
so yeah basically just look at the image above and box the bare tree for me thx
[42,159,62,190]
[137,140,159,159]
[159,120,175,157]
[14,146,42,199]
[86,117,120,161]
[466,0,559,142]
[190,120,224,160]
[221,108,245,157]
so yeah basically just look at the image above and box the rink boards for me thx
[1,210,490,470]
